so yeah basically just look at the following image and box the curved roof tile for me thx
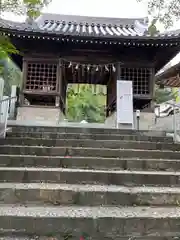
[1,13,180,40]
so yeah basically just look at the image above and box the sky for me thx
[2,0,148,22]
[44,0,147,18]
[2,0,180,72]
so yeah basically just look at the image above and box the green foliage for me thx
[66,84,106,123]
[0,0,51,63]
[23,0,52,19]
[0,0,51,18]
[0,58,22,95]
[0,0,23,15]
[137,0,180,28]
[147,18,159,35]
[154,86,175,104]
[1,58,22,95]
[0,35,19,61]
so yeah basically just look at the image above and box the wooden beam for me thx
[20,58,27,105]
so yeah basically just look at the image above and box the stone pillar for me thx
[17,106,65,124]
[9,85,17,120]
[0,77,4,101]
[0,77,4,122]
[1,96,9,122]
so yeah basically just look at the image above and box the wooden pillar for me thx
[116,62,121,80]
[60,61,68,115]
[20,58,27,105]
[106,75,110,117]
[58,59,68,114]
[114,62,121,112]
[106,62,121,117]
[56,58,62,107]
[150,67,155,110]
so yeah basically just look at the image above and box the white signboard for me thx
[116,80,133,125]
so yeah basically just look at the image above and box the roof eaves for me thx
[156,62,180,80]
[1,19,180,44]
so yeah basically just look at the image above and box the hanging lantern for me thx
[68,62,72,68]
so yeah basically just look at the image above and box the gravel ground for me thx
[0,167,180,175]
[0,154,177,160]
[0,238,37,240]
[1,205,180,218]
[0,145,176,152]
[1,183,180,194]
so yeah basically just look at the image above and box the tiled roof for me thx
[156,58,180,82]
[156,75,180,88]
[1,13,180,41]
[36,13,149,37]
[0,13,149,38]
[0,18,37,31]
[156,54,180,87]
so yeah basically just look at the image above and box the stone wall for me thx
[17,106,65,124]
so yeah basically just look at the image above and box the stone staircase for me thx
[0,125,180,239]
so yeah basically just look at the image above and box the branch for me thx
[137,0,180,28]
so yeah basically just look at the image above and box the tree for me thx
[1,58,22,95]
[0,0,51,19]
[137,0,180,29]
[147,18,159,35]
[154,85,175,104]
[66,84,106,123]
[0,0,51,59]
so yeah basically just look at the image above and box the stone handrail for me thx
[0,96,17,138]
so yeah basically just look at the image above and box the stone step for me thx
[0,167,180,186]
[0,238,38,240]
[6,131,173,143]
[9,125,167,136]
[0,146,180,159]
[0,138,178,151]
[0,237,66,240]
[1,183,180,206]
[0,155,180,172]
[0,237,178,240]
[0,205,180,237]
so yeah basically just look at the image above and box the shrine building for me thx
[156,57,180,88]
[1,13,180,123]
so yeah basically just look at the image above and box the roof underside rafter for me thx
[155,56,180,87]
[156,75,180,88]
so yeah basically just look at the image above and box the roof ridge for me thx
[40,12,148,21]
[36,13,148,27]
